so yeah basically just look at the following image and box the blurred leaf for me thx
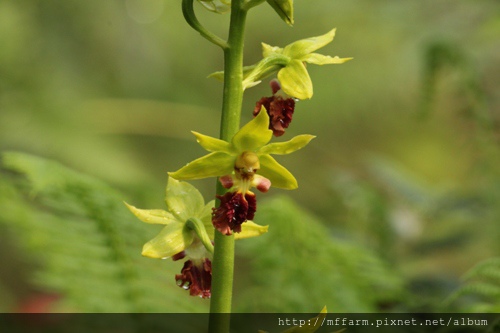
[235,196,403,312]
[0,151,208,312]
[446,258,500,312]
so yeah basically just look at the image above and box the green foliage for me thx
[446,258,500,312]
[0,151,406,313]
[420,41,490,132]
[235,196,403,312]
[0,151,208,312]
[1,0,499,315]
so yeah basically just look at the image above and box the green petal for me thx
[241,55,288,91]
[266,0,294,26]
[200,200,216,239]
[232,109,273,152]
[301,53,353,65]
[200,199,215,221]
[186,217,214,254]
[169,152,235,180]
[142,224,193,259]
[283,28,336,59]
[259,134,315,155]
[165,177,206,221]
[124,202,179,225]
[258,154,298,189]
[192,131,233,153]
[278,59,313,99]
[235,221,269,239]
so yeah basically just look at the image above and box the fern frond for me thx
[462,258,500,282]
[445,258,500,312]
[235,196,403,312]
[0,151,208,312]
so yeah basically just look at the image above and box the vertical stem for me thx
[209,1,247,332]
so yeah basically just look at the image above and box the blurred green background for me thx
[1,0,500,313]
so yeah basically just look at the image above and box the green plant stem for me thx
[209,1,247,332]
[182,0,228,49]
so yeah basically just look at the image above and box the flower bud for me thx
[266,0,294,26]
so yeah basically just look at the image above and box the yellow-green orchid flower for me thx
[125,177,267,298]
[168,110,313,235]
[169,109,314,190]
[210,29,351,100]
[257,28,352,99]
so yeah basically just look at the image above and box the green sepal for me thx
[235,221,269,239]
[278,59,313,99]
[283,28,336,59]
[192,131,233,153]
[197,0,230,13]
[142,223,193,259]
[165,177,205,221]
[124,202,177,225]
[208,64,259,82]
[232,109,273,152]
[262,42,282,58]
[200,200,215,222]
[186,217,214,254]
[301,53,353,65]
[258,154,298,189]
[200,200,216,239]
[207,70,224,81]
[242,54,289,90]
[169,152,235,180]
[266,0,294,26]
[259,134,316,155]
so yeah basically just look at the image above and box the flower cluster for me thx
[126,20,350,299]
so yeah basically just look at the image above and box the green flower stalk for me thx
[125,177,267,298]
